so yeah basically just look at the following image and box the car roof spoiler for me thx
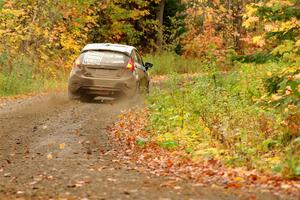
[81,43,136,56]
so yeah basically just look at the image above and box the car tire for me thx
[68,89,80,101]
[68,92,95,102]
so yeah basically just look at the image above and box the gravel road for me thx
[0,93,289,200]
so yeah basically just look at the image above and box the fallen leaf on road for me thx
[47,153,53,159]
[97,166,106,171]
[87,148,92,155]
[29,181,38,185]
[107,178,117,182]
[9,176,17,183]
[281,184,291,189]
[4,173,11,177]
[233,177,244,182]
[174,186,181,190]
[59,143,65,149]
[75,183,83,187]
[225,182,242,188]
[160,180,177,187]
[158,198,171,200]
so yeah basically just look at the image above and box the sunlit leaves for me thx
[252,36,266,47]
[90,0,159,50]
[243,4,259,29]
[243,0,300,51]
[0,0,98,71]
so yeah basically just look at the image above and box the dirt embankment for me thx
[0,93,292,200]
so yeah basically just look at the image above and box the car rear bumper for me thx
[68,73,136,96]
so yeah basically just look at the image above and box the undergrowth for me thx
[0,53,67,96]
[144,52,208,75]
[146,59,300,178]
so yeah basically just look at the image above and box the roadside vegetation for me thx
[0,54,66,96]
[144,52,205,75]
[0,0,299,179]
[147,60,299,177]
[143,0,299,178]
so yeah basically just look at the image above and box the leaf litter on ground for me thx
[107,108,300,198]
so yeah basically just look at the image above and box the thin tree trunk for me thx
[234,0,244,53]
[156,0,165,51]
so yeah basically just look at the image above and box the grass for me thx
[0,54,67,97]
[146,55,300,177]
[144,52,207,75]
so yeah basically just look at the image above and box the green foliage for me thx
[136,136,149,148]
[0,56,35,95]
[243,0,300,59]
[163,0,186,52]
[232,52,278,64]
[90,0,160,51]
[279,137,300,178]
[0,53,66,96]
[144,52,207,75]
[265,66,300,109]
[147,55,299,175]
[159,140,178,149]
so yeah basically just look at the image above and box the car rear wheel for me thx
[68,89,80,101]
[68,90,93,102]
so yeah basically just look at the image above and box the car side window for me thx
[132,50,146,71]
[136,51,144,66]
[132,50,143,65]
[132,51,139,64]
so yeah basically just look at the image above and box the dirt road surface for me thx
[0,93,293,200]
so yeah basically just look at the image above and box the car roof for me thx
[81,43,136,56]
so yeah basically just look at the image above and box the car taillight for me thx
[73,57,81,69]
[126,58,135,72]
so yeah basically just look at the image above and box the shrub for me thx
[231,52,278,64]
[146,59,298,175]
[144,52,207,75]
[0,53,66,96]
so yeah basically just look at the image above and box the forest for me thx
[0,0,299,179]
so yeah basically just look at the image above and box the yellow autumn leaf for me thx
[47,153,53,160]
[233,177,244,182]
[244,5,258,17]
[271,94,282,101]
[252,36,265,47]
[204,127,210,133]
[295,40,300,47]
[59,143,65,149]
[219,5,226,13]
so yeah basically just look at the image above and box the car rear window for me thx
[80,51,128,66]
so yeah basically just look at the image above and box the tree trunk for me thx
[156,0,165,51]
[234,0,245,53]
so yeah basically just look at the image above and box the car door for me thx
[132,50,149,91]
